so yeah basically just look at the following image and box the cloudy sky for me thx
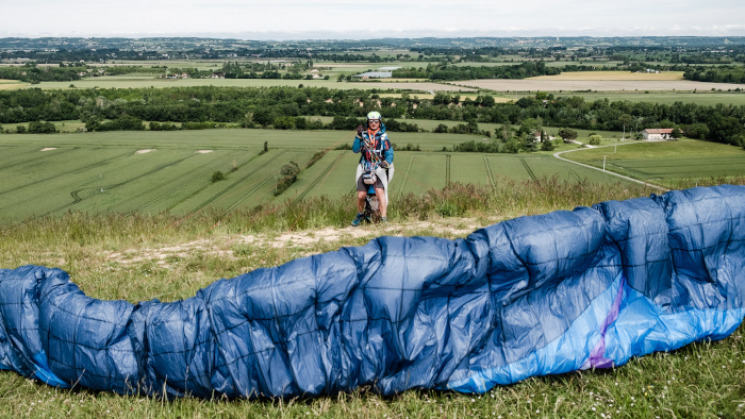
[3,0,744,39]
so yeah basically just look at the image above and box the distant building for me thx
[642,128,675,141]
[532,131,555,142]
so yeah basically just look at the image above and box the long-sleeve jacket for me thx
[353,124,393,165]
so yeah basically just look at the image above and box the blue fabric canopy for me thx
[1,185,744,398]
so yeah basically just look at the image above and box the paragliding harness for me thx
[361,160,383,224]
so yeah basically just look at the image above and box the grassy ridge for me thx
[1,179,744,417]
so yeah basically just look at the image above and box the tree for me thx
[671,127,683,139]
[541,138,555,151]
[558,128,578,142]
[588,134,602,145]
[707,115,744,144]
[252,107,274,128]
[618,114,633,135]
[503,138,521,153]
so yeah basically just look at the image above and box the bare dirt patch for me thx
[40,147,58,152]
[349,81,476,92]
[195,150,214,154]
[452,79,745,92]
[135,149,154,154]
[104,217,501,269]
[530,71,685,81]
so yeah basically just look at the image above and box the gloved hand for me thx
[380,161,390,169]
[356,125,364,137]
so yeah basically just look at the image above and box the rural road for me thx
[553,143,667,192]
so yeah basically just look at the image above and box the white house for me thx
[642,128,675,141]
[532,131,556,142]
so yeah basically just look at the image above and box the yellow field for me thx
[378,92,511,102]
[529,71,685,81]
[0,79,27,89]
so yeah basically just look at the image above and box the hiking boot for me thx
[381,217,388,223]
[351,213,364,226]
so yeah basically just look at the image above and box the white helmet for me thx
[366,111,382,121]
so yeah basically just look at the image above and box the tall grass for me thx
[1,178,743,417]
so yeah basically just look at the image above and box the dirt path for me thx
[104,217,499,268]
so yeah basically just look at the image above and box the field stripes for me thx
[292,151,348,204]
[445,154,451,185]
[174,150,304,218]
[483,156,496,188]
[519,158,537,181]
[394,155,415,201]
[5,132,719,222]
[0,149,133,196]
[45,151,200,216]
[113,151,242,213]
[1,147,80,171]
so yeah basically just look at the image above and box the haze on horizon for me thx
[2,0,744,40]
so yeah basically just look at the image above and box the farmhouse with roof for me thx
[642,128,676,141]
[531,131,556,142]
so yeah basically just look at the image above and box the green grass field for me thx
[3,131,742,223]
[0,129,638,223]
[563,138,745,188]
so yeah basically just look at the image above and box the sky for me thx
[2,0,744,40]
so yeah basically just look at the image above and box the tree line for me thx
[683,66,745,84]
[1,85,744,146]
[392,61,561,80]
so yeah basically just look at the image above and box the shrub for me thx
[588,135,602,146]
[433,123,449,133]
[149,121,178,131]
[275,161,300,196]
[211,171,225,183]
[28,121,57,134]
[305,151,327,169]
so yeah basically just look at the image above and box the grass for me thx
[1,179,744,417]
[562,138,745,188]
[0,130,634,222]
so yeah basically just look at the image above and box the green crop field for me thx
[563,138,745,187]
[4,131,740,224]
[0,129,642,223]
